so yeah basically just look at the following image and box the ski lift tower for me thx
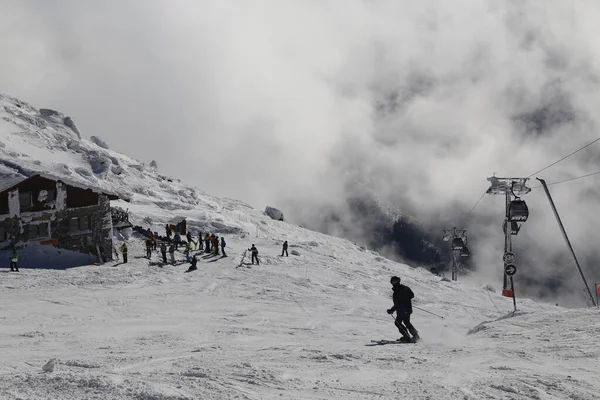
[486,176,531,311]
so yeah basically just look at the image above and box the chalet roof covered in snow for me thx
[168,216,186,224]
[0,173,119,200]
[0,175,27,193]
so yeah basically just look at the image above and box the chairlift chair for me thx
[508,199,529,222]
[503,220,521,235]
[451,237,464,250]
[460,246,470,257]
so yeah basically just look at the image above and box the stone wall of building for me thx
[0,197,114,261]
[0,178,115,261]
[52,194,113,261]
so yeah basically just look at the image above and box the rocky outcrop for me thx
[90,136,109,149]
[63,117,81,138]
[265,206,284,221]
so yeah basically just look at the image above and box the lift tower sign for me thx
[504,264,517,276]
[503,252,516,264]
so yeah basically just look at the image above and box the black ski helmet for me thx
[390,276,400,284]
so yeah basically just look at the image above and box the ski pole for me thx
[413,305,444,319]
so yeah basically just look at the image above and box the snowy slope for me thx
[0,93,599,399]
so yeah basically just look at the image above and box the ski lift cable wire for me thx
[529,170,600,189]
[526,137,600,178]
[463,191,487,221]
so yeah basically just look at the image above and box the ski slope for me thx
[1,93,599,399]
[1,234,598,399]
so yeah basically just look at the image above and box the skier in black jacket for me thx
[249,244,259,265]
[386,276,420,342]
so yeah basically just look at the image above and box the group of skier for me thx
[117,235,419,342]
[202,233,227,257]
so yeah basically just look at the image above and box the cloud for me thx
[1,0,600,305]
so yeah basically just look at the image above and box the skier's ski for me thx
[366,339,415,346]
[237,250,248,268]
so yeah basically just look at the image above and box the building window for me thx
[19,191,32,208]
[69,216,92,232]
[70,217,79,232]
[36,223,49,238]
[22,223,50,240]
[22,224,30,240]
[80,216,90,231]
[46,189,56,201]
[0,225,7,241]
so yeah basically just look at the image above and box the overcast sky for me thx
[2,0,600,305]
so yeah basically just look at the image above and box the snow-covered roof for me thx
[37,172,119,200]
[113,220,133,229]
[0,173,119,200]
[0,175,27,193]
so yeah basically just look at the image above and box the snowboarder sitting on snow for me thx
[9,249,19,272]
[386,276,420,343]
[186,254,198,272]
[281,241,288,257]
[249,244,259,265]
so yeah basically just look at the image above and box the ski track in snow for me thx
[0,93,599,399]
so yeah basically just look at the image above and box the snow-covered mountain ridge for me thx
[0,93,598,399]
[0,92,226,215]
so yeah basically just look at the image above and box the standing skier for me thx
[160,242,167,264]
[197,232,203,251]
[220,236,227,257]
[169,243,176,264]
[145,238,152,259]
[249,244,259,265]
[281,241,288,257]
[386,276,420,343]
[9,249,19,271]
[204,234,211,254]
[120,243,128,264]
[186,232,193,249]
[185,242,191,262]
[213,235,219,256]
